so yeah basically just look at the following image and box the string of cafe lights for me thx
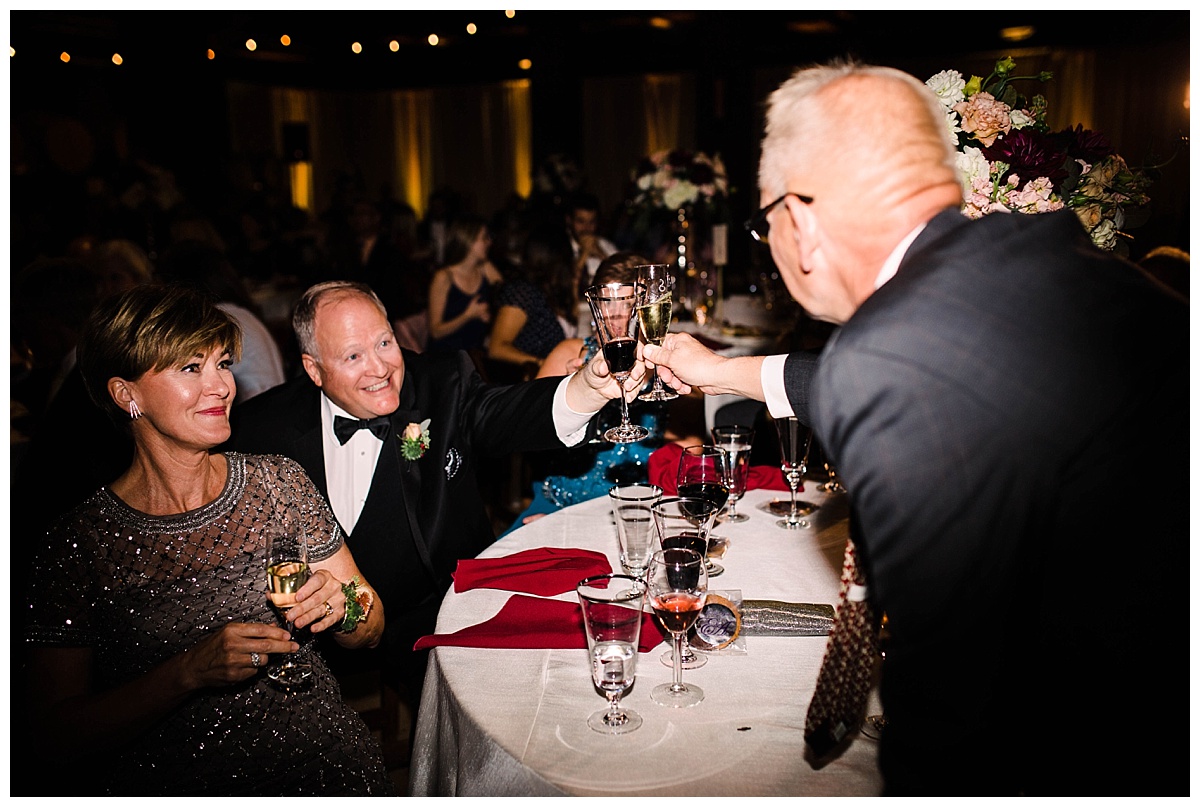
[10,10,537,71]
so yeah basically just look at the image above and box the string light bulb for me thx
[466,23,477,35]
[60,51,70,63]
[389,40,399,52]
[505,10,515,19]
[428,34,439,46]
[111,53,123,65]
[280,34,291,46]
[207,49,216,60]
[245,39,257,51]
[518,58,532,71]
[352,41,363,54]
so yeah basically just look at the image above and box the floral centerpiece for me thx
[626,148,732,232]
[926,57,1153,254]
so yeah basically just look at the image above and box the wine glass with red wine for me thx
[585,282,650,444]
[647,547,708,708]
[675,444,730,577]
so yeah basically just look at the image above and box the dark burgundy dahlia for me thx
[981,128,1069,187]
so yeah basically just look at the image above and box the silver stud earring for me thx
[129,400,143,420]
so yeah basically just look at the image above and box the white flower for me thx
[663,181,699,211]
[926,70,966,107]
[940,108,962,145]
[955,147,992,197]
[1009,108,1034,130]
[1089,218,1118,250]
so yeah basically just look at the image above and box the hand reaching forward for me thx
[642,332,768,400]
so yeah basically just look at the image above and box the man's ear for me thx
[301,354,324,389]
[783,194,819,272]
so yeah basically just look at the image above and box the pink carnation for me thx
[953,92,1013,147]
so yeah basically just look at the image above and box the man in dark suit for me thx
[644,63,1187,795]
[229,279,639,703]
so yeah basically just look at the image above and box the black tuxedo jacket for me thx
[229,349,574,660]
[786,209,1188,794]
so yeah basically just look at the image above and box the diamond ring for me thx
[250,651,262,668]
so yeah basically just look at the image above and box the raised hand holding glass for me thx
[634,264,678,402]
[586,283,649,444]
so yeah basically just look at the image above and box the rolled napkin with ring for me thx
[690,596,835,651]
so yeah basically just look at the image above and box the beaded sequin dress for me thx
[24,452,393,796]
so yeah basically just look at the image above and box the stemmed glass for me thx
[711,425,754,522]
[774,416,814,529]
[586,282,650,444]
[608,483,663,589]
[647,548,708,708]
[651,496,717,670]
[577,574,648,734]
[634,263,678,402]
[675,445,729,577]
[264,505,314,688]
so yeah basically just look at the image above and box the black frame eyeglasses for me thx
[744,192,814,245]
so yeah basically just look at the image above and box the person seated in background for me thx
[486,222,579,382]
[503,252,667,534]
[156,239,287,400]
[426,214,504,368]
[19,284,392,796]
[566,191,617,295]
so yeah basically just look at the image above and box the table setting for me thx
[408,433,884,796]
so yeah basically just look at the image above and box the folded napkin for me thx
[648,442,792,495]
[413,594,664,652]
[452,547,612,596]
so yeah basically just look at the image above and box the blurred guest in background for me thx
[566,191,617,297]
[426,214,504,367]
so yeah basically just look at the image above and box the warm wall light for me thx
[112,53,123,65]
[999,26,1035,42]
[280,34,291,46]
[389,40,399,52]
[518,58,532,71]
[466,23,477,35]
[60,51,70,63]
[352,41,363,54]
[207,48,216,60]
[1185,82,1190,112]
[649,17,672,29]
[245,39,257,51]
[428,34,439,46]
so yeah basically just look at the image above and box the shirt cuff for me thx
[761,354,795,418]
[552,375,592,446]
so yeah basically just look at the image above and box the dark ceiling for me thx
[12,9,1191,90]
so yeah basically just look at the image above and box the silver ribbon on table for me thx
[740,600,835,636]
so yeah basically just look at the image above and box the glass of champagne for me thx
[634,263,678,402]
[586,282,650,444]
[647,548,707,708]
[774,416,814,529]
[264,506,313,688]
[651,496,717,670]
[675,445,730,577]
[577,574,648,734]
[711,425,754,522]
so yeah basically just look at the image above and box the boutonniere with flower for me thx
[926,57,1154,256]
[400,419,431,460]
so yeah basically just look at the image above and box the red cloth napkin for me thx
[648,442,793,495]
[413,594,665,652]
[452,547,613,596]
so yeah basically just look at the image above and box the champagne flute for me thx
[711,425,754,522]
[774,416,814,529]
[675,445,729,577]
[634,263,678,402]
[577,574,648,734]
[647,548,707,708]
[264,505,313,688]
[586,282,650,443]
[651,496,717,670]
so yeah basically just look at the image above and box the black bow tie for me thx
[333,415,392,445]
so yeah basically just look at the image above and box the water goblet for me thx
[634,263,679,402]
[577,574,648,734]
[711,425,754,522]
[651,496,717,670]
[264,505,313,689]
[586,282,650,444]
[608,483,663,588]
[774,416,814,529]
[647,548,707,708]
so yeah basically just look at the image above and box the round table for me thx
[408,485,883,796]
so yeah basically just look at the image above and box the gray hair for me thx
[292,280,389,358]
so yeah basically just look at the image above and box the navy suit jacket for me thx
[787,209,1188,794]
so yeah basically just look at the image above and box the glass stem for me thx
[606,691,625,725]
[617,378,633,428]
[672,632,686,691]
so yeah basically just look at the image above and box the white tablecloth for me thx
[408,486,883,796]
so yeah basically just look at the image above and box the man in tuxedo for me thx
[644,63,1187,794]
[229,279,641,703]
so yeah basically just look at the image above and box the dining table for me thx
[407,483,885,797]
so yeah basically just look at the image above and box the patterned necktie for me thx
[804,538,880,762]
[333,415,392,445]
